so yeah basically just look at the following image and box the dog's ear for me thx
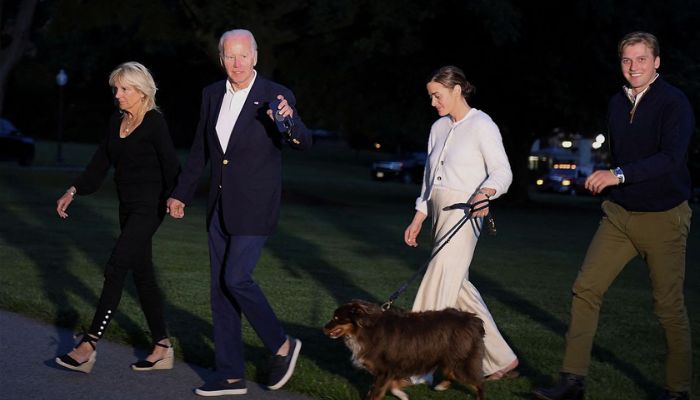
[350,301,377,328]
[351,299,380,312]
[350,300,372,315]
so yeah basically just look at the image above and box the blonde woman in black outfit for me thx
[55,62,180,373]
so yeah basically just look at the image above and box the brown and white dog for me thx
[323,300,485,400]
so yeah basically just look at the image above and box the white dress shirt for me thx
[216,71,257,153]
[415,108,512,215]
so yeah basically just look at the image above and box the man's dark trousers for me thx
[208,202,286,379]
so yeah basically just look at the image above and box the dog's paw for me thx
[433,380,451,391]
[390,388,410,400]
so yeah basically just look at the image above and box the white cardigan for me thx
[415,108,512,215]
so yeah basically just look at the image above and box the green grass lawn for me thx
[1,141,698,399]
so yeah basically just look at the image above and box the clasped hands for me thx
[164,95,292,220]
[166,198,185,219]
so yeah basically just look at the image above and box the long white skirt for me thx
[412,187,516,375]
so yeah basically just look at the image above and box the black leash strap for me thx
[283,120,301,145]
[381,199,496,311]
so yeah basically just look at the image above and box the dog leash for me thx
[381,199,496,311]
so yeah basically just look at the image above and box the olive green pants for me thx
[561,200,692,392]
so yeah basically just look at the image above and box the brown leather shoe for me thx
[532,373,585,400]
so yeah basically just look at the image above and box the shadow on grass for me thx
[0,173,219,381]
[2,165,690,398]
[0,169,376,392]
[471,261,659,397]
[0,176,149,357]
[264,226,380,395]
[271,188,662,398]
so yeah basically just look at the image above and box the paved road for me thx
[0,310,314,400]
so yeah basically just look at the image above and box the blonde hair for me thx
[108,62,158,112]
[618,31,660,58]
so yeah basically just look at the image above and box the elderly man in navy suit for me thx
[167,29,311,397]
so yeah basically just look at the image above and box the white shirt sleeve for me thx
[415,120,440,215]
[475,118,512,199]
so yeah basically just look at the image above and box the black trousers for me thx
[88,196,168,343]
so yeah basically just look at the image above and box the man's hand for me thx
[266,94,294,121]
[585,170,620,195]
[167,197,186,219]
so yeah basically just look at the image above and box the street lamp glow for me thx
[56,69,68,164]
[56,69,68,86]
[561,140,573,149]
[595,133,605,143]
[592,141,602,149]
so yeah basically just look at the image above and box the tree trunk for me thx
[0,0,39,117]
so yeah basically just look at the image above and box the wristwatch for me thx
[611,167,625,184]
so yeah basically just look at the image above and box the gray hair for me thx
[108,61,158,112]
[218,29,258,54]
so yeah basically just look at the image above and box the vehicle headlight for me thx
[562,179,571,186]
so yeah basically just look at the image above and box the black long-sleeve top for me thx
[607,77,695,211]
[73,109,180,202]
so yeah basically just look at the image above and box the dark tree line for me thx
[3,0,699,200]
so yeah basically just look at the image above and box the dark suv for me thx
[371,152,427,184]
[0,118,35,166]
[534,164,588,195]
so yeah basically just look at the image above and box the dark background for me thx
[2,0,700,199]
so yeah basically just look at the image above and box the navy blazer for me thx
[172,75,312,235]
